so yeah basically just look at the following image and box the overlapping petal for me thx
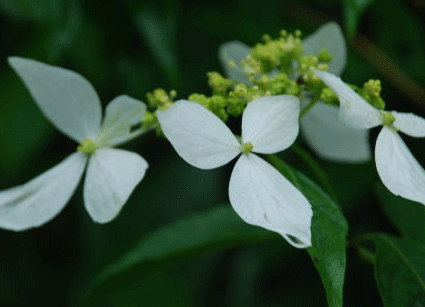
[8,57,102,142]
[83,148,148,223]
[392,111,425,138]
[218,40,250,83]
[157,100,241,169]
[375,127,425,206]
[242,95,300,154]
[300,103,371,162]
[0,152,87,231]
[229,154,312,248]
[313,69,381,129]
[303,22,346,76]
[99,95,147,147]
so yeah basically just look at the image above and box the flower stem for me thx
[290,144,339,204]
[357,246,376,265]
[349,232,378,265]
[299,96,320,117]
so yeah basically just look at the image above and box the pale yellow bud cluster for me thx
[207,72,234,95]
[241,55,263,78]
[364,79,381,98]
[146,88,176,110]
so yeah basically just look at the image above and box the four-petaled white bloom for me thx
[0,57,148,230]
[314,69,425,206]
[218,22,371,163]
[157,96,313,248]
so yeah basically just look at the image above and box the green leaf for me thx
[81,206,276,306]
[268,155,348,307]
[375,183,425,243]
[374,234,425,307]
[0,74,53,177]
[134,8,180,87]
[0,0,65,23]
[343,0,375,39]
[103,272,195,307]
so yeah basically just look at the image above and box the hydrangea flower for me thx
[0,57,148,230]
[314,69,425,205]
[218,22,371,163]
[157,96,313,248]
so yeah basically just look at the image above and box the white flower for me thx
[218,22,371,163]
[0,57,148,230]
[314,69,425,205]
[157,96,313,248]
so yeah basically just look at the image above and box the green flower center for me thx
[77,138,97,155]
[241,142,254,154]
[381,111,395,127]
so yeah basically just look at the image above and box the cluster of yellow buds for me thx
[188,94,228,121]
[207,72,234,95]
[359,80,385,110]
[146,88,177,110]
[144,28,386,135]
[248,29,303,74]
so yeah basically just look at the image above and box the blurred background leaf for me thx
[81,206,277,306]
[375,234,425,307]
[376,183,425,243]
[342,0,375,39]
[0,0,65,23]
[134,6,180,87]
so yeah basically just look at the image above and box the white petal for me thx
[392,111,425,137]
[242,95,300,154]
[8,57,102,142]
[157,100,241,169]
[300,102,371,162]
[313,69,382,129]
[83,148,148,223]
[98,95,147,147]
[229,154,313,248]
[218,40,251,83]
[0,152,87,231]
[303,22,347,76]
[375,127,425,205]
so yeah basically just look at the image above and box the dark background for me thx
[0,0,424,305]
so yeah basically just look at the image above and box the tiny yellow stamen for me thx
[241,142,254,154]
[77,138,97,155]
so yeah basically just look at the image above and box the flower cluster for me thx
[1,22,424,253]
[218,22,372,163]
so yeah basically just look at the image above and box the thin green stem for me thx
[351,232,377,245]
[357,246,376,265]
[299,96,320,118]
[349,232,378,265]
[266,154,301,188]
[290,144,339,204]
